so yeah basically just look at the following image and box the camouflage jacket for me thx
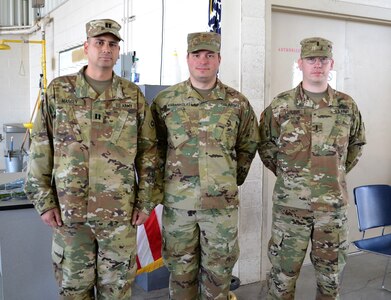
[151,79,260,210]
[259,83,366,211]
[24,66,158,224]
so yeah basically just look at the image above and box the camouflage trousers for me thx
[162,206,239,300]
[52,220,137,300]
[267,205,349,300]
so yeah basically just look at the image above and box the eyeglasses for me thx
[303,57,331,65]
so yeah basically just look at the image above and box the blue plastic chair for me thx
[352,184,391,290]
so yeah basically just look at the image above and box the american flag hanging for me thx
[208,0,221,34]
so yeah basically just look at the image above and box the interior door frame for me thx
[260,0,391,280]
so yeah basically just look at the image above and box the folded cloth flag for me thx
[136,204,164,274]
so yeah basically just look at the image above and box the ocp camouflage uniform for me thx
[259,83,366,299]
[152,78,259,299]
[24,66,157,299]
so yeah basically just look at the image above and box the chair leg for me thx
[382,257,391,290]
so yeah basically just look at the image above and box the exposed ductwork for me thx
[0,0,66,36]
[0,0,67,29]
[0,0,37,27]
[0,22,41,35]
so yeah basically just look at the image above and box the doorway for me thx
[264,9,391,263]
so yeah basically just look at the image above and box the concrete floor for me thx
[132,252,391,299]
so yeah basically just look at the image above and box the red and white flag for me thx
[136,204,164,274]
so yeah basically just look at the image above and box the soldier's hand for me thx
[41,208,63,228]
[132,209,149,226]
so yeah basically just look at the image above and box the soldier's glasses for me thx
[304,57,331,65]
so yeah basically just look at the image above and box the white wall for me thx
[220,0,266,284]
[0,36,31,169]
[131,0,209,85]
[30,0,208,86]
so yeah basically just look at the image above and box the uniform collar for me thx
[75,66,125,100]
[295,82,335,108]
[185,78,226,102]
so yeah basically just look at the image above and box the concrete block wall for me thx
[220,0,266,284]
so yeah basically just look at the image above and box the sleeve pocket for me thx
[271,225,284,246]
[52,240,64,264]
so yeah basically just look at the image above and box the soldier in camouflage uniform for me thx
[151,32,259,300]
[259,37,366,299]
[24,19,157,299]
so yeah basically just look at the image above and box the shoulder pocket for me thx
[279,109,310,152]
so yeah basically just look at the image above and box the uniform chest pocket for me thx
[54,104,82,147]
[279,110,310,154]
[110,109,138,151]
[310,108,352,157]
[164,108,191,149]
[213,109,239,150]
[325,110,351,151]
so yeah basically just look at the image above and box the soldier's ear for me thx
[297,58,304,71]
[329,59,335,70]
[84,41,89,55]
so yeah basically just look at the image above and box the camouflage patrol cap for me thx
[300,37,333,58]
[86,19,122,41]
[187,32,221,53]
